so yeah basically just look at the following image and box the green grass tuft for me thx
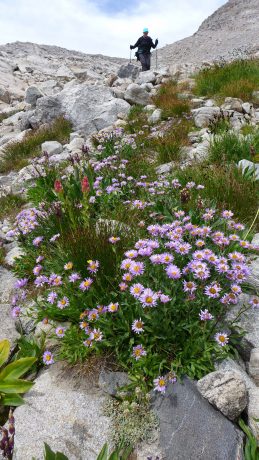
[153,80,190,118]
[0,117,72,174]
[208,130,259,164]
[0,194,26,220]
[174,162,259,228]
[194,59,259,100]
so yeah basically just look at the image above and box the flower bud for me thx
[54,180,63,193]
[81,176,90,193]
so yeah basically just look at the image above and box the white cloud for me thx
[0,0,227,57]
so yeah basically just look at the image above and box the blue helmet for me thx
[143,27,149,33]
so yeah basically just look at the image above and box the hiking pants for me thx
[139,53,151,71]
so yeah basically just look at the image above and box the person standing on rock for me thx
[130,28,158,72]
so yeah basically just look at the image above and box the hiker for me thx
[130,28,158,71]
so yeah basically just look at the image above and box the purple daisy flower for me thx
[130,283,144,298]
[57,296,69,309]
[15,278,28,289]
[132,344,147,360]
[79,278,93,291]
[153,376,167,393]
[68,272,81,283]
[47,291,58,304]
[12,306,21,318]
[129,261,145,276]
[32,236,43,247]
[43,350,54,365]
[140,288,158,307]
[204,283,221,298]
[199,309,214,321]
[215,332,229,347]
[166,264,181,280]
[55,326,66,337]
[132,318,144,334]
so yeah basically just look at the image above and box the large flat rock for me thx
[0,267,19,345]
[152,377,244,460]
[13,363,111,460]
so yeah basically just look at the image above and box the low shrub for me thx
[0,117,72,174]
[194,59,259,100]
[153,80,190,118]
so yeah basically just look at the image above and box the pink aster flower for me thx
[183,280,197,293]
[204,283,221,298]
[249,297,259,308]
[132,344,147,360]
[222,210,234,219]
[140,288,158,307]
[36,255,44,263]
[68,272,81,283]
[153,376,167,393]
[47,291,58,304]
[12,306,21,318]
[123,272,133,282]
[160,294,171,303]
[130,283,144,298]
[166,264,181,280]
[160,253,174,264]
[43,350,54,365]
[55,326,66,337]
[108,302,119,313]
[15,278,28,289]
[215,332,229,347]
[90,328,103,341]
[121,258,133,270]
[87,260,99,274]
[132,318,145,334]
[119,282,128,291]
[33,264,43,276]
[109,236,121,244]
[57,296,69,309]
[125,249,138,259]
[199,309,214,321]
[32,236,43,247]
[129,261,145,276]
[83,338,93,347]
[49,274,62,286]
[79,278,93,291]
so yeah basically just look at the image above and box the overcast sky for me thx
[0,0,227,58]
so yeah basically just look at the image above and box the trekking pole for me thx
[130,49,132,63]
[156,47,158,70]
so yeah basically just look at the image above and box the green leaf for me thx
[44,443,56,460]
[0,339,10,367]
[0,379,34,393]
[97,443,109,460]
[55,452,69,460]
[1,393,25,406]
[0,357,37,381]
[108,452,119,460]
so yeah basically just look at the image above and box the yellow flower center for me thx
[159,379,165,387]
[209,288,216,294]
[136,322,143,328]
[146,296,153,303]
[219,335,226,343]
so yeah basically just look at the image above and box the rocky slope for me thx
[0,41,127,103]
[157,0,259,67]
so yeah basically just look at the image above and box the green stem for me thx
[244,207,259,240]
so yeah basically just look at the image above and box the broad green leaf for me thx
[96,443,108,460]
[0,339,10,367]
[1,393,25,406]
[0,357,37,381]
[44,443,56,460]
[0,379,34,393]
[56,452,69,460]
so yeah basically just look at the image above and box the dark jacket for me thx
[132,36,157,54]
